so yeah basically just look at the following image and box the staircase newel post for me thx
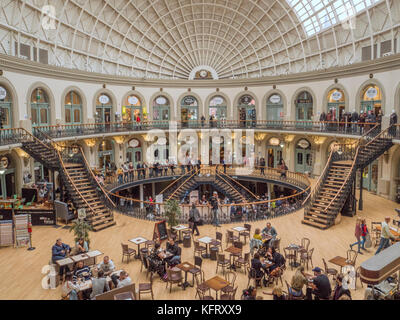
[358,169,363,211]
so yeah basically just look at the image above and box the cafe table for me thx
[204,276,230,300]
[176,262,195,290]
[284,244,301,268]
[232,226,247,239]
[225,246,242,269]
[172,225,190,243]
[129,236,148,259]
[198,236,214,258]
[329,256,348,273]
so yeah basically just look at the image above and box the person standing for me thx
[189,202,201,236]
[390,109,397,136]
[349,219,363,254]
[259,157,266,176]
[360,219,368,251]
[209,191,220,227]
[375,217,396,255]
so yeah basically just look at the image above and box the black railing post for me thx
[358,169,363,211]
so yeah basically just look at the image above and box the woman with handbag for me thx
[349,219,363,254]
[360,219,369,251]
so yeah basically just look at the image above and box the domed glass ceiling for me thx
[0,0,397,80]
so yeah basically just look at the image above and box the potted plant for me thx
[164,199,181,235]
[69,219,93,248]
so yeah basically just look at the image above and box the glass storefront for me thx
[31,88,50,127]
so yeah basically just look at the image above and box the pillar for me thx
[140,184,144,209]
[358,170,363,211]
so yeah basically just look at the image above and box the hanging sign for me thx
[157,137,167,145]
[128,96,139,105]
[269,95,281,104]
[77,208,86,220]
[240,95,253,105]
[0,87,6,100]
[99,95,110,104]
[366,87,378,99]
[331,91,343,101]
[297,139,310,149]
[183,96,196,105]
[268,138,280,146]
[212,97,224,106]
[128,138,140,148]
[156,96,167,105]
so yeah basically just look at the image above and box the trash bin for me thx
[210,246,219,260]
[183,235,191,248]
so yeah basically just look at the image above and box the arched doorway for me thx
[31,88,50,128]
[181,96,199,128]
[153,137,169,163]
[362,160,378,193]
[295,138,313,174]
[153,95,170,127]
[98,140,114,170]
[295,91,313,128]
[238,94,256,128]
[266,94,283,125]
[266,137,283,168]
[209,95,227,127]
[64,91,82,124]
[95,93,112,123]
[126,138,142,167]
[327,89,345,119]
[0,85,12,129]
[0,154,15,199]
[361,84,382,115]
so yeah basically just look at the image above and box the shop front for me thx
[238,95,256,128]
[295,139,313,174]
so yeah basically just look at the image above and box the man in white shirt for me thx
[375,217,396,255]
[116,270,132,288]
[97,256,115,276]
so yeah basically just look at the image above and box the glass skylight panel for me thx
[287,0,382,36]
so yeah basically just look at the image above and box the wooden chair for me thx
[234,252,250,274]
[220,286,238,300]
[121,243,136,263]
[230,241,243,262]
[247,267,263,288]
[300,247,314,270]
[194,270,211,298]
[355,266,364,290]
[240,224,251,244]
[165,268,183,293]
[145,240,155,250]
[196,287,214,300]
[299,237,310,254]
[193,240,207,257]
[271,237,281,252]
[346,249,358,267]
[285,280,304,300]
[139,251,149,273]
[221,271,237,294]
[283,247,296,270]
[113,291,135,300]
[138,272,154,300]
[322,258,338,282]
[216,253,230,275]
[211,232,223,251]
[371,222,381,247]
[188,256,203,286]
[226,230,239,247]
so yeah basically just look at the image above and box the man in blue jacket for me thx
[52,238,71,281]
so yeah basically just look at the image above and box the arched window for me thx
[295,91,313,127]
[237,94,256,128]
[64,91,82,124]
[266,94,283,122]
[209,96,227,127]
[326,88,345,120]
[123,95,145,123]
[181,95,198,128]
[361,85,382,115]
[31,88,50,127]
[96,93,112,124]
[153,95,170,124]
[0,85,12,129]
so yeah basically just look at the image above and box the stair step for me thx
[92,220,116,232]
[301,219,328,229]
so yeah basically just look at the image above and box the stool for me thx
[210,246,219,261]
[140,248,149,255]
[183,235,191,248]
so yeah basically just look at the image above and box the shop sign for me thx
[156,96,167,105]
[99,95,110,104]
[366,87,378,99]
[269,95,281,104]
[183,96,196,105]
[128,139,140,148]
[0,87,6,100]
[128,96,139,105]
[297,139,310,149]
[331,91,342,101]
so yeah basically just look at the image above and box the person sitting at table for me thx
[73,261,92,282]
[114,270,132,288]
[306,267,332,300]
[90,270,110,299]
[272,286,286,300]
[241,286,257,300]
[73,238,89,255]
[52,238,71,281]
[97,256,115,277]
[165,237,181,267]
[265,246,285,275]
[332,274,351,300]
[149,243,167,279]
[61,273,79,300]
[290,266,308,297]
[251,253,266,285]
[261,222,277,247]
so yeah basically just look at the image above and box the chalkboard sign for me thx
[22,188,38,203]
[153,220,168,242]
[16,209,55,226]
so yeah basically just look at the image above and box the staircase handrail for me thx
[19,128,55,152]
[357,123,380,148]
[78,146,116,208]
[55,147,97,216]
[215,171,247,203]
[158,167,197,196]
[167,168,200,201]
[216,166,260,200]
[361,125,393,149]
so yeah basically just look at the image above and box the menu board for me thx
[0,209,12,221]
[15,209,56,226]
[153,220,168,242]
